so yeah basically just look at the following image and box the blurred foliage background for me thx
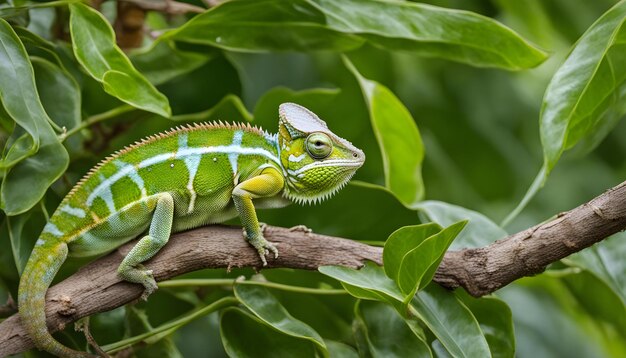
[0,0,625,357]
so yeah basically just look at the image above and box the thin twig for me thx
[60,105,135,142]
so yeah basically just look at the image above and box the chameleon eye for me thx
[306,132,332,159]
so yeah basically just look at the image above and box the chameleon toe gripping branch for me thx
[18,103,365,357]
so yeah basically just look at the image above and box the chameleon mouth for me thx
[287,158,364,178]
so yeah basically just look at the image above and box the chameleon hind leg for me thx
[118,193,174,299]
[232,167,284,266]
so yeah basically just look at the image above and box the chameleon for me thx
[17,103,365,357]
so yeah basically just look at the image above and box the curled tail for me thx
[18,240,95,358]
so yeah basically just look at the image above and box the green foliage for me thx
[69,3,171,117]
[0,0,625,357]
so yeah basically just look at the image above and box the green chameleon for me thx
[18,103,365,357]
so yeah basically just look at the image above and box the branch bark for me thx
[1,180,626,356]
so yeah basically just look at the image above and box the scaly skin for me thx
[18,103,365,357]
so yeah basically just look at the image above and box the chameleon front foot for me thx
[251,237,278,266]
[118,263,158,300]
[243,224,278,266]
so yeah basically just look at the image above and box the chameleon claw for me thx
[243,223,278,265]
[248,236,278,266]
[139,268,158,301]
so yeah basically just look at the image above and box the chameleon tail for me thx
[18,240,95,358]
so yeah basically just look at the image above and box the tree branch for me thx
[434,180,626,296]
[1,180,626,356]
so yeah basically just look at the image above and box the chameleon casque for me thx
[17,103,365,357]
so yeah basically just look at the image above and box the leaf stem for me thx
[501,165,547,227]
[46,117,64,134]
[159,278,348,295]
[102,296,238,353]
[60,105,134,142]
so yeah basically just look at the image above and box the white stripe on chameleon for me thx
[290,159,363,177]
[87,144,280,206]
[185,156,201,213]
[60,205,86,218]
[114,160,147,198]
[43,223,63,237]
[228,130,243,175]
[95,173,117,213]
[178,133,201,213]
[288,153,306,163]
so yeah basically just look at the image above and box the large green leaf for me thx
[6,207,44,275]
[411,285,491,358]
[325,340,359,358]
[345,57,425,208]
[383,223,441,284]
[168,0,546,70]
[31,57,81,131]
[456,291,515,358]
[565,232,626,304]
[417,201,507,250]
[500,275,626,358]
[505,0,626,225]
[314,0,546,69]
[220,308,318,357]
[167,0,364,52]
[319,262,404,305]
[234,284,327,356]
[560,270,626,345]
[354,300,431,358]
[541,0,626,172]
[0,18,69,215]
[69,3,170,117]
[396,221,467,300]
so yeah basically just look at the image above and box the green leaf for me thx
[354,300,432,358]
[416,201,507,250]
[168,0,546,70]
[31,57,81,131]
[559,270,626,349]
[456,291,515,358]
[396,221,467,300]
[411,284,490,358]
[501,0,626,225]
[500,274,626,358]
[541,0,626,173]
[345,57,425,208]
[0,0,76,19]
[319,262,404,304]
[69,3,171,117]
[220,308,318,357]
[383,223,442,283]
[314,0,547,70]
[565,232,626,304]
[6,207,44,275]
[234,284,327,356]
[325,340,358,358]
[0,18,69,215]
[130,41,212,86]
[167,0,364,52]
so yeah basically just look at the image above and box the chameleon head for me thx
[278,103,365,204]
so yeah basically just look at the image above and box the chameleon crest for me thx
[18,103,364,357]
